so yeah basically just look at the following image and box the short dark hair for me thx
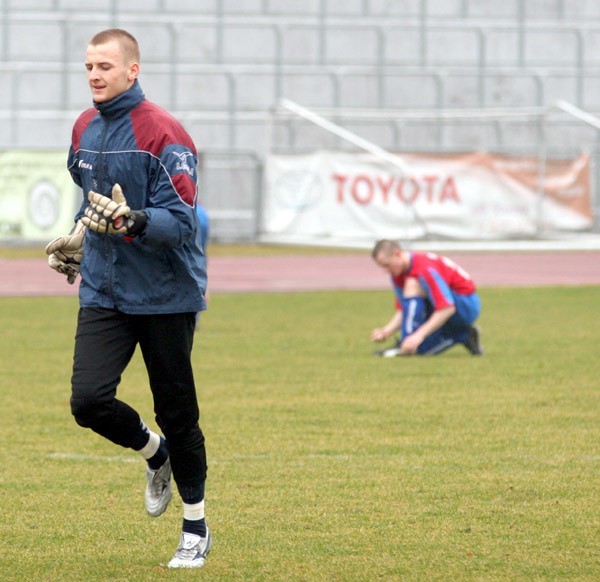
[89,29,140,63]
[371,239,401,259]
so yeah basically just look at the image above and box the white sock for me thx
[183,500,205,521]
[136,430,161,460]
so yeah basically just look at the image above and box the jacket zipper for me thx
[97,118,110,193]
[96,119,117,304]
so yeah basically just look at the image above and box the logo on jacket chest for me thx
[172,152,195,176]
[78,160,93,171]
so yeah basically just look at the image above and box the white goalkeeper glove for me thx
[45,220,86,285]
[81,183,147,236]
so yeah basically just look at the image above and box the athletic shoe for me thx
[374,339,404,357]
[167,528,213,569]
[373,346,404,357]
[145,457,172,517]
[465,325,484,355]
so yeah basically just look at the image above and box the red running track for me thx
[1,251,599,297]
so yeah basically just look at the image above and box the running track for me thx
[1,251,599,297]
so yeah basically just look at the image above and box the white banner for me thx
[261,151,593,244]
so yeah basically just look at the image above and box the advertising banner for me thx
[261,151,592,244]
[0,151,79,241]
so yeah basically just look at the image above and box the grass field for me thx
[0,285,599,580]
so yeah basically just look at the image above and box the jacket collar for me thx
[94,80,145,120]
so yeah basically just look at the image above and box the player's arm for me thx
[400,305,455,354]
[132,145,198,248]
[371,310,403,342]
[372,279,405,342]
[400,272,455,353]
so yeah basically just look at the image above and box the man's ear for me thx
[128,62,140,82]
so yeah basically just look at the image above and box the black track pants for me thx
[70,307,207,497]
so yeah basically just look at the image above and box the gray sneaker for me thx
[145,457,172,517]
[167,529,213,569]
[465,325,484,355]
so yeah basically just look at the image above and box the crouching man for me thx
[370,239,483,357]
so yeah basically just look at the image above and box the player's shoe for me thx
[374,346,404,357]
[167,528,213,569]
[464,325,484,355]
[374,339,404,357]
[145,457,172,517]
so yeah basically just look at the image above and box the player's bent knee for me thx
[70,394,106,427]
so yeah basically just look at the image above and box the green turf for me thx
[0,287,598,580]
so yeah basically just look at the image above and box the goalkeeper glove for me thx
[81,183,147,236]
[45,220,85,285]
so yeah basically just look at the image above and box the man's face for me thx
[85,39,138,103]
[374,249,405,277]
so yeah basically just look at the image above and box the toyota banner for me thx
[261,151,592,245]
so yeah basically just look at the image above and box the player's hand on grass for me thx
[81,183,147,236]
[370,328,389,342]
[45,220,85,285]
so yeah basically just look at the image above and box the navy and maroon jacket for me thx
[68,80,207,314]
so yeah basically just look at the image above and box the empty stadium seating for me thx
[1,0,599,240]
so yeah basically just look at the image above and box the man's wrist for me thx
[125,210,147,236]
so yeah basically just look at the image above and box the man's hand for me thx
[81,184,147,235]
[45,220,85,284]
[399,331,425,355]
[371,312,403,344]
[370,328,389,342]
